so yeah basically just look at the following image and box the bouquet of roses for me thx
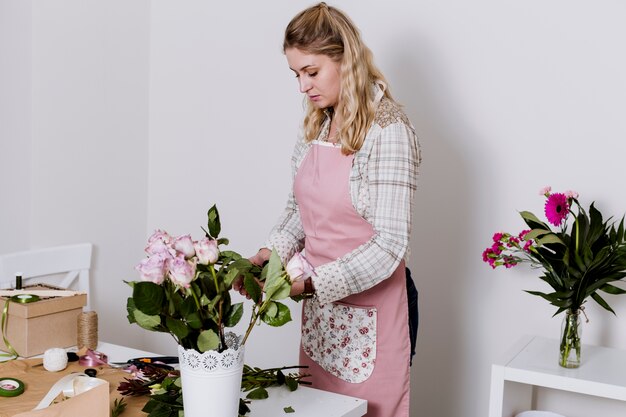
[127,205,312,352]
[482,186,626,316]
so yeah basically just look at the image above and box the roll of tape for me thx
[0,378,25,397]
[10,294,40,304]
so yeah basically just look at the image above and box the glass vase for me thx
[559,309,582,368]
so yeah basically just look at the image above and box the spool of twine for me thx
[77,311,98,350]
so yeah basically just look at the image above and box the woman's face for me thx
[285,48,341,109]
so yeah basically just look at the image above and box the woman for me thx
[246,3,420,416]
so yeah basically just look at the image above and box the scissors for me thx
[109,356,178,370]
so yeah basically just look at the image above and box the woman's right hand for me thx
[232,248,272,298]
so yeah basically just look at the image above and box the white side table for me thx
[489,335,626,417]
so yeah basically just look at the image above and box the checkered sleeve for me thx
[313,121,420,304]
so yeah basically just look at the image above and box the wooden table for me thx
[1,342,366,417]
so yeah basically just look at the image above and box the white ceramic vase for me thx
[177,333,245,417]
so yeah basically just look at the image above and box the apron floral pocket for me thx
[302,298,377,383]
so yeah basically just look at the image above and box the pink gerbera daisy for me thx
[544,193,569,226]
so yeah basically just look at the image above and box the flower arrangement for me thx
[482,186,626,315]
[126,205,301,353]
[482,187,626,367]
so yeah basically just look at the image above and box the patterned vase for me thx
[177,333,244,417]
[559,309,582,368]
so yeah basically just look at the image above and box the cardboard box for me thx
[0,285,87,357]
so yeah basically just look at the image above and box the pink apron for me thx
[294,141,410,417]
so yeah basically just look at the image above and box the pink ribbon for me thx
[78,349,108,367]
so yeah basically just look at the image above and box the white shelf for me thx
[489,335,626,417]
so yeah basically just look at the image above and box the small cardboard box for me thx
[0,286,87,357]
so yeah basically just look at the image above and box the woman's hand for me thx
[232,248,271,298]
[289,279,306,297]
[249,248,272,267]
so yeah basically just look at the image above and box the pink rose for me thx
[172,234,196,259]
[286,252,315,283]
[145,229,173,256]
[565,190,579,200]
[168,255,197,287]
[194,238,219,265]
[148,229,172,245]
[136,253,168,284]
[539,186,552,196]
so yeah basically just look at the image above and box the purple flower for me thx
[492,232,504,242]
[503,256,518,268]
[490,242,502,255]
[544,193,569,226]
[482,248,498,268]
[523,240,533,252]
[507,236,520,247]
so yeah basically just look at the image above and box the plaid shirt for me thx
[266,96,421,305]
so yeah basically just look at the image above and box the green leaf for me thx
[600,283,626,295]
[244,274,262,303]
[207,205,221,238]
[223,267,240,288]
[525,229,551,241]
[132,281,165,315]
[274,281,292,300]
[165,317,189,340]
[246,387,269,399]
[536,234,565,246]
[266,301,278,318]
[591,292,616,315]
[126,298,137,324]
[261,302,292,327]
[524,290,572,308]
[200,294,212,307]
[225,302,244,327]
[186,312,203,329]
[264,249,289,299]
[220,250,242,262]
[197,329,220,352]
[284,406,295,413]
[133,309,161,330]
[179,294,197,316]
[519,211,551,230]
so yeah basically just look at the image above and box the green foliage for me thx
[126,205,294,353]
[117,364,310,417]
[111,397,127,417]
[522,200,626,315]
[485,194,626,316]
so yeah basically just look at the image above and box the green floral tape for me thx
[10,294,40,304]
[0,378,25,397]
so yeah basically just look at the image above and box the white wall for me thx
[0,0,31,253]
[0,0,151,344]
[2,1,626,416]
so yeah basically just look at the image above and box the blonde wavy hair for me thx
[283,2,392,154]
